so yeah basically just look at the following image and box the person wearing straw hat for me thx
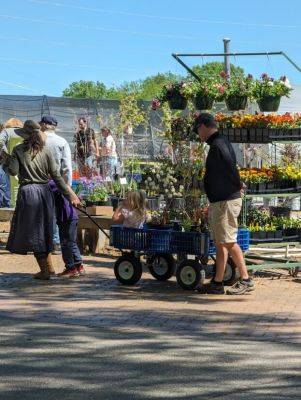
[0,118,24,207]
[2,120,80,280]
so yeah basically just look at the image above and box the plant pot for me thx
[258,182,267,192]
[257,96,281,112]
[225,95,248,111]
[147,197,160,211]
[266,231,275,240]
[258,231,266,240]
[193,95,214,110]
[168,95,187,110]
[274,230,283,240]
[168,197,185,210]
[86,205,113,216]
[251,231,262,240]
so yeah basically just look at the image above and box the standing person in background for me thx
[39,115,72,254]
[100,127,118,179]
[0,118,24,207]
[194,113,254,295]
[2,120,80,280]
[74,117,99,175]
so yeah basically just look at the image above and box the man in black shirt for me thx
[194,113,254,295]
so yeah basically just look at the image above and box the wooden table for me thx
[0,208,15,222]
[77,214,112,254]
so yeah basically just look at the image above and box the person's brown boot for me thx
[34,258,50,280]
[46,254,56,276]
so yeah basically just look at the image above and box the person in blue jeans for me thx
[49,181,84,278]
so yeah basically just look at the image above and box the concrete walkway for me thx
[0,250,300,399]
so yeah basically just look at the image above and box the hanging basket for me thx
[257,96,281,112]
[193,95,214,110]
[168,95,187,110]
[225,95,248,111]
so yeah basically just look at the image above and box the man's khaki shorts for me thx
[208,198,242,244]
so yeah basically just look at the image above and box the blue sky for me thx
[1,0,301,96]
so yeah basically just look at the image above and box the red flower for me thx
[220,71,229,79]
[151,98,161,110]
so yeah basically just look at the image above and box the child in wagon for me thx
[112,190,147,228]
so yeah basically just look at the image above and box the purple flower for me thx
[280,75,287,81]
[261,73,269,80]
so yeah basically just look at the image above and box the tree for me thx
[191,62,244,79]
[62,80,108,99]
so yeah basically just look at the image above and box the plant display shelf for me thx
[220,128,301,144]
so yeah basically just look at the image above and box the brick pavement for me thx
[0,249,300,343]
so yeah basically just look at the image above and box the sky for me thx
[1,0,301,97]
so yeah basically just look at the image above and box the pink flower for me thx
[218,85,225,94]
[220,71,229,79]
[151,98,161,110]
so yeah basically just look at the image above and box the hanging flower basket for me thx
[257,95,281,112]
[225,95,248,111]
[168,95,188,110]
[193,95,214,111]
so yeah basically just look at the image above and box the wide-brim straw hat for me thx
[5,118,23,129]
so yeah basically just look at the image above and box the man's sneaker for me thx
[196,281,225,294]
[57,267,79,278]
[76,264,86,276]
[226,279,255,295]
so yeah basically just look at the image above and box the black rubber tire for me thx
[176,260,201,290]
[148,254,176,281]
[114,254,142,285]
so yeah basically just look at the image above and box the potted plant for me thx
[252,74,293,112]
[182,76,224,110]
[153,81,188,110]
[85,186,112,215]
[221,72,254,111]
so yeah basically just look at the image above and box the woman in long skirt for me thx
[2,120,80,280]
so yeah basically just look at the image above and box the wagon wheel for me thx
[114,254,142,285]
[176,260,205,290]
[211,256,239,286]
[147,254,176,281]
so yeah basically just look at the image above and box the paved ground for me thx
[0,248,300,399]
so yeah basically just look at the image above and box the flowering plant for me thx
[216,113,301,129]
[252,74,292,99]
[152,81,187,110]
[239,166,301,183]
[221,72,254,98]
[181,76,225,101]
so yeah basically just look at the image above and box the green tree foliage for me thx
[62,80,107,99]
[62,63,244,100]
[192,62,244,78]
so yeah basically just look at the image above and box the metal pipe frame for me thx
[172,51,301,82]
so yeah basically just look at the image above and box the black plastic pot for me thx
[257,96,281,112]
[251,231,262,240]
[193,95,214,110]
[85,200,110,207]
[266,231,275,240]
[258,182,267,192]
[274,230,283,240]
[225,95,248,111]
[168,95,187,110]
[146,197,161,211]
